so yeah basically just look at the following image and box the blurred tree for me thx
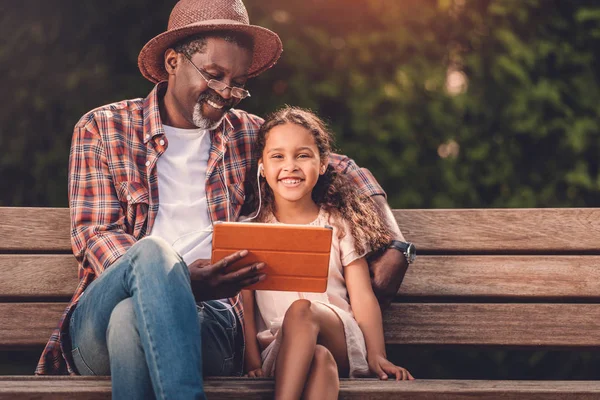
[2,0,599,207]
[0,0,167,205]
[246,0,600,208]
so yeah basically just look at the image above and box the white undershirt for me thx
[149,125,213,266]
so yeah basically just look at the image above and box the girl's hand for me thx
[246,368,264,378]
[368,354,414,381]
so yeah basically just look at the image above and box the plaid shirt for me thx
[36,82,385,375]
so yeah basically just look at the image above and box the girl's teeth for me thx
[281,179,300,184]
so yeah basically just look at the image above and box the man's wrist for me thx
[388,240,416,264]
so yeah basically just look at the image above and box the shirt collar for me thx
[142,81,168,144]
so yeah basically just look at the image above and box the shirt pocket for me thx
[117,181,149,237]
[227,182,245,219]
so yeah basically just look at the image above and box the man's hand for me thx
[188,250,266,301]
[368,248,409,309]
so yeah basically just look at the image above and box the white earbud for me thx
[239,163,264,223]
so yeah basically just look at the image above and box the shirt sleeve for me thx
[328,153,386,198]
[68,117,136,277]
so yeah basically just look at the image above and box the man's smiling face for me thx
[163,37,252,129]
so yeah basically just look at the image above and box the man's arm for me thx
[370,195,410,309]
[69,119,136,276]
[329,154,410,309]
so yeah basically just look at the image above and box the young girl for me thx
[242,106,413,399]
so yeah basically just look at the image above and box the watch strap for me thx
[389,240,409,252]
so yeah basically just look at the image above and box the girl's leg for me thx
[301,345,339,400]
[274,299,349,400]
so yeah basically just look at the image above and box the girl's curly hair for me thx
[247,106,392,255]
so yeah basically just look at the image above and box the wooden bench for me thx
[2,207,600,399]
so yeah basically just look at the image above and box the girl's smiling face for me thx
[260,123,327,208]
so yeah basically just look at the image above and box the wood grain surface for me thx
[399,255,600,300]
[3,207,600,253]
[0,208,71,252]
[394,208,600,253]
[4,303,600,349]
[383,303,600,346]
[0,255,77,299]
[3,254,600,301]
[2,377,600,400]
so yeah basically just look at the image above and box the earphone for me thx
[220,115,235,223]
[238,163,263,223]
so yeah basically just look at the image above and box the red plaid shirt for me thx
[36,82,385,375]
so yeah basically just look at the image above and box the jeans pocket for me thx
[71,347,96,376]
[201,319,236,376]
[202,343,236,376]
[221,354,235,376]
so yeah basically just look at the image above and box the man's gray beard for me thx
[192,102,225,130]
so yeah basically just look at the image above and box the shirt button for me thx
[145,134,150,140]
[159,139,165,146]
[126,195,132,201]
[145,161,150,167]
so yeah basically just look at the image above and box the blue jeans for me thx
[68,237,242,400]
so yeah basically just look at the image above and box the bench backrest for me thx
[1,207,600,350]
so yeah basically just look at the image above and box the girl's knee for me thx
[283,299,315,324]
[313,345,338,375]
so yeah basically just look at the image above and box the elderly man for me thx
[36,0,414,398]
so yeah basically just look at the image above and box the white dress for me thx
[254,209,371,377]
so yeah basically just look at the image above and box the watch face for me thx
[406,243,416,263]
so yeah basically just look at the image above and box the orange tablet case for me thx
[211,222,333,292]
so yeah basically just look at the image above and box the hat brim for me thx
[138,20,283,83]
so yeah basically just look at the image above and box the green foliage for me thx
[2,0,600,207]
[247,0,600,209]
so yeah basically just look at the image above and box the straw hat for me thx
[138,0,283,83]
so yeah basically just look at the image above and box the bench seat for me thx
[1,207,599,397]
[2,377,600,399]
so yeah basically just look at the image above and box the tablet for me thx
[211,222,333,292]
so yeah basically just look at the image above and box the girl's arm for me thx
[345,257,414,380]
[241,290,264,377]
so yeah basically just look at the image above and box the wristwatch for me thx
[389,240,416,264]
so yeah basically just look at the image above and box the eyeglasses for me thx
[183,55,251,99]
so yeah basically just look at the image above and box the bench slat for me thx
[4,303,600,349]
[3,208,600,253]
[395,208,600,253]
[0,255,77,299]
[0,208,71,252]
[3,255,600,301]
[400,255,600,300]
[383,303,600,346]
[1,377,600,399]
